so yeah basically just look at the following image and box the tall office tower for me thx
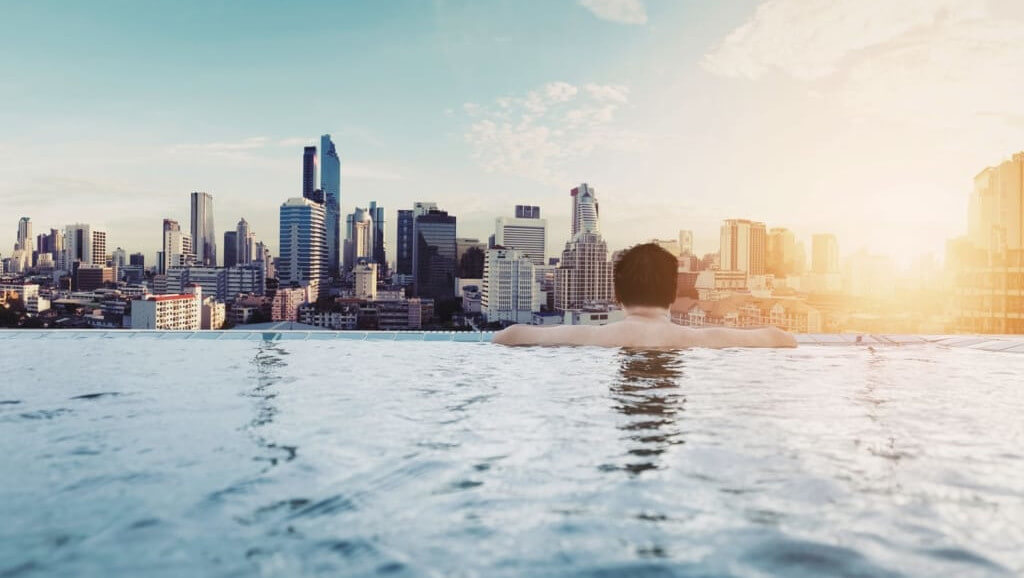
[767,227,797,277]
[16,217,32,252]
[64,224,107,269]
[811,234,840,274]
[495,205,547,266]
[254,241,275,279]
[412,208,457,300]
[719,219,767,275]
[279,197,328,297]
[678,230,694,256]
[396,209,414,276]
[344,207,374,271]
[320,135,341,278]
[482,247,538,324]
[129,253,145,267]
[162,218,193,273]
[368,201,386,275]
[236,218,254,264]
[556,186,612,311]
[48,228,64,264]
[570,183,599,236]
[968,151,1024,252]
[302,146,318,200]
[190,191,216,266]
[223,231,238,267]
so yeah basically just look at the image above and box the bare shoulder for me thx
[492,324,596,346]
[676,325,797,349]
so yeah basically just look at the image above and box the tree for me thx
[458,247,485,279]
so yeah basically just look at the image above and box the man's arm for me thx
[680,325,797,348]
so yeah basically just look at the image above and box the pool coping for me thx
[1,329,1023,352]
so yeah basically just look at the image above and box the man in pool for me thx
[492,243,797,348]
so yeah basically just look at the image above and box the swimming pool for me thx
[2,331,1022,577]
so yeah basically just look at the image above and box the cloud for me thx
[701,0,1024,130]
[579,0,647,25]
[166,136,272,160]
[462,81,640,185]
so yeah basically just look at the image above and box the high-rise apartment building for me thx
[413,208,456,301]
[190,191,216,267]
[570,183,599,236]
[396,209,414,277]
[811,234,840,274]
[223,231,238,267]
[556,185,613,311]
[354,259,378,300]
[279,197,328,297]
[162,218,193,273]
[344,207,374,271]
[302,146,318,200]
[495,205,547,266]
[64,224,107,269]
[482,247,539,324]
[369,201,386,275]
[720,219,766,275]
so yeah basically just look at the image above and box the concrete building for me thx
[164,267,228,302]
[396,209,415,278]
[679,230,694,256]
[344,207,373,271]
[556,185,613,311]
[271,287,307,322]
[131,285,201,330]
[767,227,798,277]
[495,206,547,266]
[369,201,386,275]
[64,224,106,269]
[720,219,766,276]
[162,218,193,273]
[812,234,840,274]
[279,197,328,298]
[191,191,216,267]
[482,247,539,324]
[236,218,254,265]
[76,266,115,291]
[225,262,266,300]
[354,260,378,300]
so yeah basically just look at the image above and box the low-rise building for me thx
[131,285,201,330]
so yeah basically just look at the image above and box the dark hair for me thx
[614,243,678,308]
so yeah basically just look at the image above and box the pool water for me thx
[1,333,1023,577]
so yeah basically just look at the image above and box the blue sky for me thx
[3,0,1023,267]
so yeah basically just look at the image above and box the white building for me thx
[495,205,547,266]
[201,296,225,329]
[279,197,328,298]
[131,285,201,330]
[354,260,378,300]
[64,224,107,269]
[482,247,540,324]
[679,230,694,256]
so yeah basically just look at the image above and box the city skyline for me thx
[4,1,1024,268]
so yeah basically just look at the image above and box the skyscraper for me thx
[16,217,32,252]
[302,146,318,200]
[570,183,599,236]
[811,234,839,274]
[190,191,216,267]
[495,205,547,266]
[556,185,613,311]
[968,151,1024,253]
[369,201,386,275]
[223,231,238,267]
[720,219,766,275]
[678,230,694,256]
[396,209,414,277]
[767,227,797,277]
[279,197,328,297]
[320,135,341,278]
[344,207,374,272]
[413,208,457,301]
[236,218,254,265]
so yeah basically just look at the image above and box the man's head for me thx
[614,243,678,309]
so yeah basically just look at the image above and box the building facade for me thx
[482,247,539,324]
[495,206,547,266]
[131,285,201,330]
[413,208,457,301]
[320,135,341,279]
[279,197,328,297]
[720,219,766,276]
[190,191,216,267]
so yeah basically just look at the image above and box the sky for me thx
[3,0,1024,269]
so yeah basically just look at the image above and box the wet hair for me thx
[614,243,678,308]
